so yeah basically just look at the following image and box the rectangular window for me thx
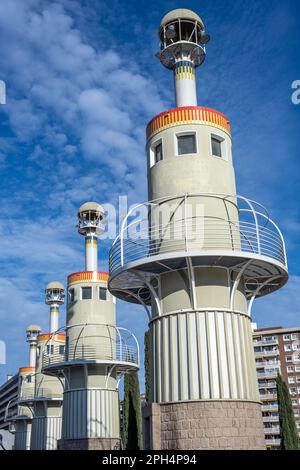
[99,287,107,301]
[296,366,300,372]
[81,286,92,300]
[59,345,65,355]
[284,335,291,341]
[292,334,299,340]
[288,377,295,384]
[285,344,292,352]
[154,142,163,163]
[286,355,293,362]
[287,366,294,372]
[177,134,196,155]
[211,136,222,157]
[293,343,300,350]
[68,288,75,302]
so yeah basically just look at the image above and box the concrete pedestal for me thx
[58,437,121,450]
[143,400,265,450]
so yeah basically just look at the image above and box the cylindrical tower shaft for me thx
[85,235,98,271]
[29,344,36,368]
[174,60,197,106]
[30,282,65,450]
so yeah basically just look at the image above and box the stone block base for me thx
[142,400,265,450]
[58,438,121,450]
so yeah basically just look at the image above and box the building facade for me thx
[253,326,300,449]
[0,374,18,433]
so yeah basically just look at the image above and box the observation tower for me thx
[108,9,288,450]
[30,282,65,450]
[5,325,41,450]
[42,202,139,450]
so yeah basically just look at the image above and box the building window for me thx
[286,355,293,362]
[285,344,292,352]
[292,334,299,340]
[59,345,65,355]
[284,334,291,341]
[289,387,297,395]
[68,288,75,302]
[154,142,163,163]
[27,375,32,383]
[288,377,296,384]
[81,286,92,300]
[177,133,197,155]
[46,344,54,355]
[99,287,107,301]
[287,366,294,372]
[293,343,300,351]
[211,136,223,158]
[296,366,300,372]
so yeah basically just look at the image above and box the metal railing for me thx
[42,325,139,369]
[253,339,279,346]
[261,404,279,411]
[263,416,279,423]
[264,426,280,435]
[109,194,287,274]
[256,361,279,368]
[255,350,279,357]
[257,369,279,378]
[265,438,281,446]
[258,381,277,389]
[259,393,278,400]
[19,387,56,401]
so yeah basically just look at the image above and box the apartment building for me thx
[253,326,300,450]
[0,374,18,431]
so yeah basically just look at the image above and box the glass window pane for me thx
[81,286,92,300]
[177,134,196,155]
[154,143,163,163]
[211,137,222,157]
[68,288,75,302]
[99,287,107,301]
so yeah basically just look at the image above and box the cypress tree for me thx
[144,330,150,403]
[122,371,142,450]
[276,373,300,450]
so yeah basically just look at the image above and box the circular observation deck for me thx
[108,194,288,305]
[41,325,139,376]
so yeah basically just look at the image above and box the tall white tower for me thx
[108,9,288,450]
[5,325,41,450]
[30,283,65,450]
[42,202,139,450]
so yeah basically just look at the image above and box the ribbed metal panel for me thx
[30,416,46,449]
[62,389,119,439]
[151,311,259,403]
[14,430,30,450]
[30,416,61,450]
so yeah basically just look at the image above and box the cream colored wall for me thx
[147,124,235,199]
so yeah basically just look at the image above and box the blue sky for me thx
[0,0,299,389]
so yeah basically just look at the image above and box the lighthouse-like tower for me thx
[108,9,288,450]
[30,282,65,450]
[42,202,139,450]
[5,325,40,450]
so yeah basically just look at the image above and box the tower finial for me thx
[45,281,65,333]
[157,8,210,107]
[77,201,105,272]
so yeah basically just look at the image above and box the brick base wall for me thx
[58,438,120,450]
[143,401,265,450]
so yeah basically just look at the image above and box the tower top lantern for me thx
[157,8,210,70]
